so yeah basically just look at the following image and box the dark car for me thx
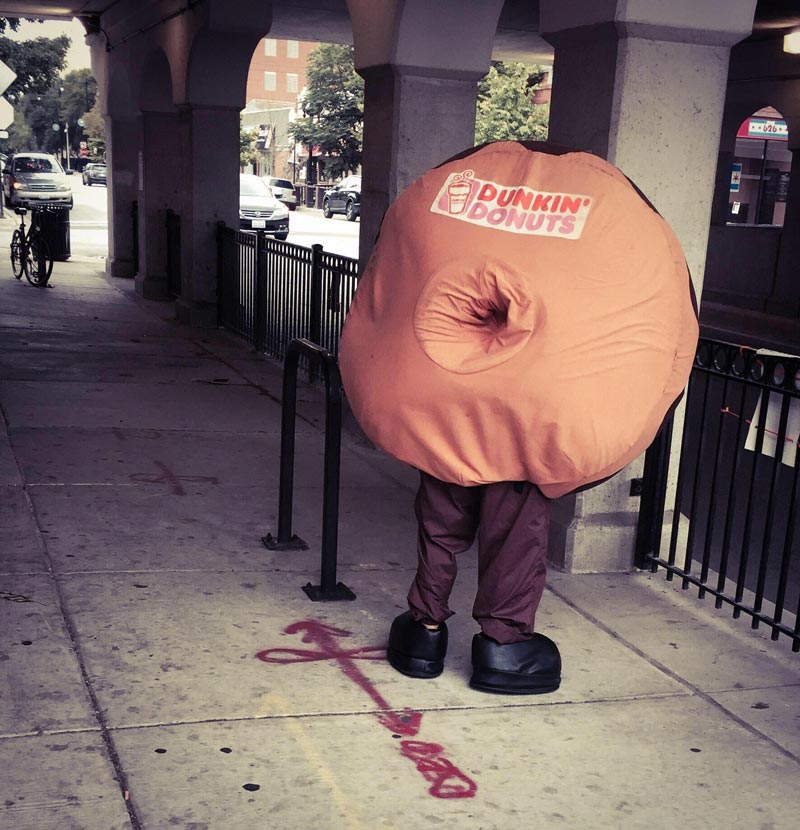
[322,175,361,221]
[83,163,107,186]
[239,174,290,238]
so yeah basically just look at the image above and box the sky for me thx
[4,17,91,72]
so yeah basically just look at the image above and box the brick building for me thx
[242,38,317,178]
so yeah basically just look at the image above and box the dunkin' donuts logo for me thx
[431,170,592,239]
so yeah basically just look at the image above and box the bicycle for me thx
[10,207,53,287]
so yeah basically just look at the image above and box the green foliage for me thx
[5,107,33,152]
[81,98,105,159]
[0,19,21,35]
[290,43,363,180]
[475,62,549,145]
[0,31,69,104]
[240,126,257,169]
[4,67,99,158]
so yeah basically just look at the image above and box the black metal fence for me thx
[131,200,139,274]
[166,209,181,297]
[637,339,800,650]
[217,224,359,360]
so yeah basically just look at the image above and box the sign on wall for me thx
[736,117,789,141]
[730,162,742,192]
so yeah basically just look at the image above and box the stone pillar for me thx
[348,0,504,265]
[767,143,800,317]
[135,111,183,300]
[359,67,482,266]
[105,115,138,278]
[540,0,758,572]
[174,104,241,326]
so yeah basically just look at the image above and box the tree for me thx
[6,68,98,158]
[475,62,549,145]
[0,28,69,105]
[290,44,363,180]
[240,125,257,170]
[82,99,106,159]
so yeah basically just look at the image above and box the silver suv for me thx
[264,176,297,211]
[3,153,73,209]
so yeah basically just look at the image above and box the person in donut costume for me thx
[339,141,698,694]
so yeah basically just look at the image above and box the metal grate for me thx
[637,339,800,650]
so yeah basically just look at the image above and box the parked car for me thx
[264,176,297,210]
[239,174,290,238]
[83,163,107,186]
[2,152,73,209]
[322,175,361,221]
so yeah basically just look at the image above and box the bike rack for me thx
[262,338,356,602]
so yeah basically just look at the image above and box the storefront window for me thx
[729,107,792,226]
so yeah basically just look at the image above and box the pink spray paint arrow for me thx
[257,620,477,799]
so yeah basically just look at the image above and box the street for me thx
[64,176,360,262]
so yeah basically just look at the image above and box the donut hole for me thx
[413,260,540,374]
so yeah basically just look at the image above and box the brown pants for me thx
[407,472,550,645]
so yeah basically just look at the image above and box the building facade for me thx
[242,38,317,179]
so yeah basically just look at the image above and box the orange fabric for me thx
[339,142,699,498]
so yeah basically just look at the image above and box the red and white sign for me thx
[431,170,593,239]
[737,117,788,141]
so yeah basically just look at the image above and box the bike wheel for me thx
[24,234,52,287]
[10,229,24,279]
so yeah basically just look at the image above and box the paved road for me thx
[65,178,361,262]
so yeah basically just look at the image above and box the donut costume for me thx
[339,142,698,675]
[339,141,698,498]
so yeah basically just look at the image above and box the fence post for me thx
[254,230,267,352]
[131,200,139,274]
[165,209,181,298]
[262,338,355,602]
[216,221,226,326]
[634,417,674,569]
[310,243,323,345]
[308,243,324,381]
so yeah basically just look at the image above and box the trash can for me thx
[32,205,71,261]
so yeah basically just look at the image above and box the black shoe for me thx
[387,611,448,679]
[470,632,561,695]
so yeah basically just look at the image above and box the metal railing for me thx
[131,200,139,274]
[165,208,181,297]
[217,224,359,362]
[262,339,356,602]
[637,339,800,650]
[295,183,334,209]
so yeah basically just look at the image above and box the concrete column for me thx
[359,66,482,266]
[348,0,504,264]
[540,0,757,572]
[135,111,183,300]
[105,116,138,278]
[767,143,800,316]
[174,104,240,326]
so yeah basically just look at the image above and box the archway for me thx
[729,106,791,227]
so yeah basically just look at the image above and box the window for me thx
[729,108,792,227]
[287,73,298,94]
[264,38,277,57]
[287,40,299,59]
[264,72,277,92]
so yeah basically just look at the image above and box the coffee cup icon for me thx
[447,179,472,215]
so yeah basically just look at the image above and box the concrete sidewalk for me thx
[1,250,799,830]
